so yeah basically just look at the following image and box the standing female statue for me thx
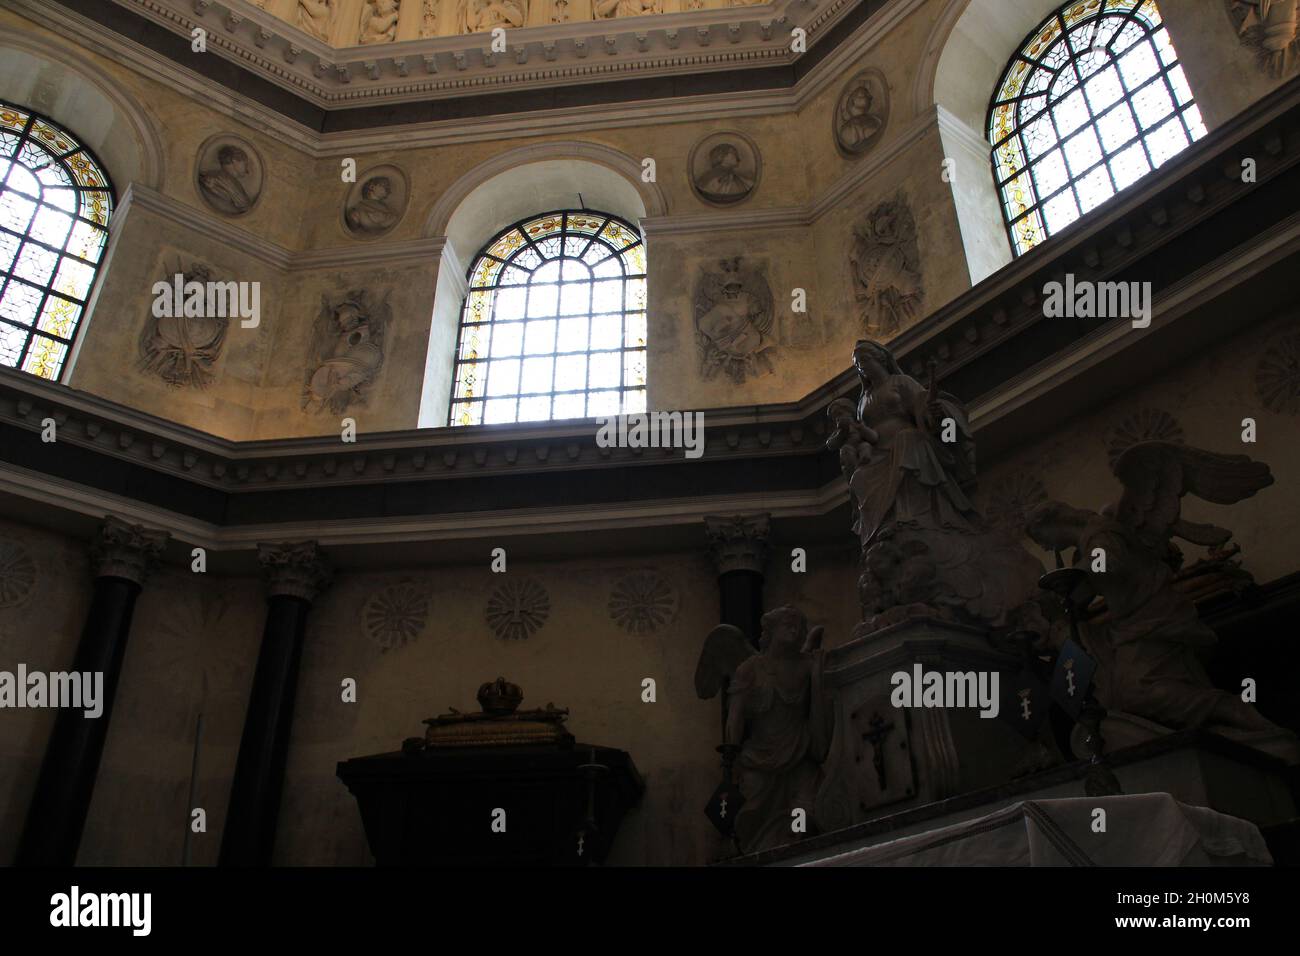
[829,340,1042,632]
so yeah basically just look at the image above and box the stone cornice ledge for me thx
[117,183,448,272]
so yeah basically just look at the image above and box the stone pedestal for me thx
[813,616,1029,833]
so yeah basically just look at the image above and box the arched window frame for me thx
[988,0,1206,258]
[448,209,648,427]
[0,100,114,380]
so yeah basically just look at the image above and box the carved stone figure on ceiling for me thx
[838,340,1045,634]
[850,195,922,337]
[303,288,389,414]
[689,131,760,206]
[298,0,334,42]
[593,0,662,17]
[694,257,775,384]
[1026,441,1299,763]
[833,68,889,158]
[195,136,263,217]
[421,0,439,34]
[139,260,229,389]
[460,0,526,33]
[360,0,401,44]
[695,606,833,854]
[1228,1,1300,77]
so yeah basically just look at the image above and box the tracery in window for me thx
[0,101,113,380]
[449,210,647,426]
[989,0,1206,257]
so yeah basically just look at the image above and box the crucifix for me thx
[861,712,894,791]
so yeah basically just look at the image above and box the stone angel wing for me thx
[1111,441,1274,556]
[694,623,754,700]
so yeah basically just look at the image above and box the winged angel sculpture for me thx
[1026,441,1299,761]
[694,606,833,854]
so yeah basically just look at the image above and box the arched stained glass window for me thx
[0,101,113,380]
[449,210,647,426]
[989,0,1206,257]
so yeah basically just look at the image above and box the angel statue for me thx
[694,606,833,854]
[838,340,1044,634]
[1026,441,1299,763]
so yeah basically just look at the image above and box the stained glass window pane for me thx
[988,1,1204,257]
[450,209,647,425]
[0,100,113,380]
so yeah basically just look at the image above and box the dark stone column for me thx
[17,516,169,866]
[219,541,331,867]
[704,514,770,647]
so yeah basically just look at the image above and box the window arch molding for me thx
[0,100,115,380]
[988,0,1206,257]
[448,209,648,427]
[417,146,662,429]
[0,31,165,192]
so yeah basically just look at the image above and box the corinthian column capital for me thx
[704,513,771,576]
[89,515,170,586]
[257,540,332,602]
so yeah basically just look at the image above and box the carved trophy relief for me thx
[593,0,663,17]
[833,68,889,159]
[550,0,571,22]
[303,288,390,414]
[1228,1,1300,77]
[689,131,761,207]
[297,0,335,42]
[194,135,264,218]
[139,259,230,389]
[359,0,401,44]
[694,257,775,384]
[460,0,527,33]
[849,195,922,338]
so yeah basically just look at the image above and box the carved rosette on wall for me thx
[139,259,230,389]
[1104,408,1185,468]
[608,570,678,634]
[1256,331,1300,414]
[850,195,923,338]
[983,473,1049,538]
[0,538,36,609]
[688,130,761,207]
[694,257,775,384]
[258,540,333,602]
[342,165,409,239]
[194,134,264,218]
[303,287,390,414]
[703,513,770,575]
[485,578,550,640]
[833,68,889,159]
[363,581,431,651]
[89,516,169,586]
[1227,1,1300,77]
